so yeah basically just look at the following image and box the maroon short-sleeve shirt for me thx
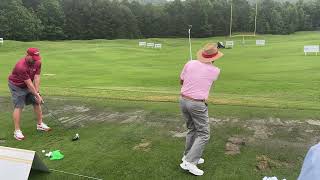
[8,58,41,88]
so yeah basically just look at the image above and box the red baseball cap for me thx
[27,48,41,61]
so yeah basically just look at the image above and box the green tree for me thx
[126,1,145,37]
[0,0,43,40]
[310,0,320,29]
[185,0,213,37]
[1,0,319,40]
[37,0,65,40]
[86,0,113,39]
[139,4,167,37]
[164,0,187,36]
[281,2,298,34]
[208,0,230,36]
[62,0,91,39]
[232,0,252,33]
[22,0,40,10]
[257,0,283,34]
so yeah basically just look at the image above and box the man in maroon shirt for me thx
[8,48,51,141]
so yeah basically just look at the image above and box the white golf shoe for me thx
[14,130,25,141]
[180,160,204,176]
[37,122,51,131]
[182,156,204,164]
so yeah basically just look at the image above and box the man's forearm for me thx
[34,76,40,92]
[25,79,40,96]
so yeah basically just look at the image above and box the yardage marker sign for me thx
[154,43,162,48]
[256,40,265,46]
[304,45,319,55]
[139,41,146,47]
[226,41,234,48]
[146,42,154,48]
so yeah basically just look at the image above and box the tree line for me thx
[0,0,319,41]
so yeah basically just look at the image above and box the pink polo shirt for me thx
[8,58,42,88]
[180,60,220,100]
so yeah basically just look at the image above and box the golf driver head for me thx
[72,133,80,141]
[217,41,225,49]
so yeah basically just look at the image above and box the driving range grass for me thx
[0,31,320,179]
[1,97,318,180]
[1,31,320,109]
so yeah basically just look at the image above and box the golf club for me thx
[41,102,60,122]
[188,25,192,61]
[29,94,60,122]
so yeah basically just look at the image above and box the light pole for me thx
[254,0,258,36]
[229,0,233,38]
[188,25,193,61]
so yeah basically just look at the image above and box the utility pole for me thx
[229,0,233,38]
[254,0,258,36]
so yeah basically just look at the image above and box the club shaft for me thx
[188,28,192,61]
[42,103,59,120]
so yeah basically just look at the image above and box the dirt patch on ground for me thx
[256,155,290,171]
[133,139,151,152]
[170,116,320,160]
[173,117,320,140]
[2,96,318,144]
[306,119,320,126]
[169,130,188,138]
[2,96,319,158]
[225,137,246,155]
[43,104,146,127]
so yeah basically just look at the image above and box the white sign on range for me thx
[304,45,319,55]
[256,40,265,46]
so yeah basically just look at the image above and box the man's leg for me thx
[185,119,196,156]
[185,101,210,165]
[180,98,197,156]
[8,83,27,131]
[181,102,197,156]
[13,108,22,130]
[8,83,29,140]
[32,98,51,131]
[33,104,43,124]
[12,107,25,140]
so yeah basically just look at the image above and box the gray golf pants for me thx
[180,97,210,165]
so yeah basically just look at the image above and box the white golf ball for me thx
[42,150,45,153]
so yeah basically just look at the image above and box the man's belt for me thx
[181,94,205,102]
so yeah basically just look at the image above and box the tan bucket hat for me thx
[197,43,224,63]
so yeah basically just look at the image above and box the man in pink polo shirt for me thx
[179,43,223,176]
[8,48,51,141]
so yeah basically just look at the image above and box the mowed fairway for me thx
[1,32,320,109]
[1,31,320,179]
